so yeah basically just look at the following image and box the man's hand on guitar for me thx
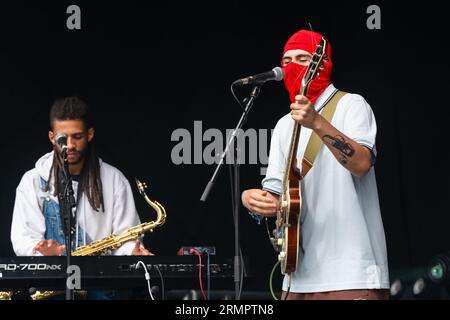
[290,94,320,129]
[242,189,279,217]
[32,240,65,256]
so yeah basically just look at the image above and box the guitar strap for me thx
[301,90,347,177]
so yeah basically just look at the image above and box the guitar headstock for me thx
[301,38,328,94]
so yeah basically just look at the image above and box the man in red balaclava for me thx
[282,30,332,105]
[242,29,389,300]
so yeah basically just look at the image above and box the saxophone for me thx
[71,179,166,256]
[0,292,13,300]
[1,179,166,300]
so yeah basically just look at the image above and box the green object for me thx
[269,260,281,300]
[430,263,444,280]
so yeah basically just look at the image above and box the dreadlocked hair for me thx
[46,96,104,212]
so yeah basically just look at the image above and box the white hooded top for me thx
[11,151,140,256]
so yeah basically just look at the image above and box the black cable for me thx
[283,275,292,300]
[154,265,165,300]
[228,161,247,300]
[264,218,273,245]
[234,156,245,301]
[62,177,75,252]
[228,164,235,210]
[206,252,211,300]
[230,84,245,111]
[229,82,261,300]
[239,249,244,299]
[284,287,291,300]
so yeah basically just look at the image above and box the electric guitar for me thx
[272,38,328,274]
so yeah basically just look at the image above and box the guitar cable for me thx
[269,260,281,300]
[264,218,275,247]
[284,275,291,300]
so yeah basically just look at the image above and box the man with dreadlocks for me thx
[11,96,151,257]
[242,29,389,299]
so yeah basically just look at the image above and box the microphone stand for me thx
[201,84,262,300]
[58,149,76,300]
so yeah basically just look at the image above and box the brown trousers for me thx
[281,289,390,300]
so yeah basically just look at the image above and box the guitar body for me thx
[275,122,303,274]
[278,184,302,274]
[272,38,328,275]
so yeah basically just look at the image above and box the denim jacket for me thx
[39,177,91,252]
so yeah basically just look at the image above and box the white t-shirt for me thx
[262,84,389,292]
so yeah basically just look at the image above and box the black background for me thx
[0,1,449,295]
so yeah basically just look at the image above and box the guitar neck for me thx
[282,124,301,190]
[282,83,310,190]
[274,38,326,275]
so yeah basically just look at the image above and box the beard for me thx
[55,145,87,167]
[67,150,84,165]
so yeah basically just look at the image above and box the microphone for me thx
[232,67,283,86]
[55,133,68,153]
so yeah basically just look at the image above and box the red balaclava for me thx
[282,30,332,105]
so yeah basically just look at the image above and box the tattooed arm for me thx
[313,120,372,176]
[290,94,373,177]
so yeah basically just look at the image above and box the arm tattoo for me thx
[322,135,355,164]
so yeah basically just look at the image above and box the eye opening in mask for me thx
[282,53,312,67]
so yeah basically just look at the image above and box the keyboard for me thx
[0,256,234,290]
